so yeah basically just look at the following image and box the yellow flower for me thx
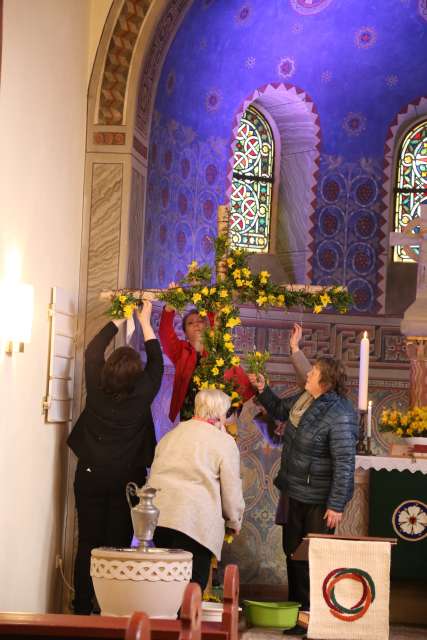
[199,309,207,317]
[256,294,268,306]
[209,384,217,390]
[226,258,234,267]
[396,428,403,437]
[188,260,198,271]
[119,295,127,303]
[209,287,216,295]
[177,287,183,293]
[255,351,262,358]
[219,384,225,389]
[232,269,241,279]
[226,317,241,328]
[200,381,209,389]
[192,292,202,303]
[277,294,285,306]
[260,277,268,285]
[224,534,234,544]
[268,294,276,304]
[242,268,251,277]
[211,366,220,376]
[219,289,229,298]
[234,249,242,256]
[224,342,235,352]
[260,270,270,278]
[223,333,232,342]
[313,305,323,314]
[216,358,225,367]
[123,304,134,319]
[231,391,239,399]
[235,279,243,287]
[221,305,232,314]
[245,279,254,288]
[231,356,240,366]
[193,375,201,386]
[201,286,209,296]
[320,293,331,307]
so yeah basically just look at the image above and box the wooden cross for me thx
[101,205,325,303]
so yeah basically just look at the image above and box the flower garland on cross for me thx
[104,234,352,408]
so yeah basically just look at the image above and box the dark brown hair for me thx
[315,356,348,397]
[101,347,143,401]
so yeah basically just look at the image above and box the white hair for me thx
[194,389,231,420]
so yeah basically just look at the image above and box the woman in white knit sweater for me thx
[150,389,245,590]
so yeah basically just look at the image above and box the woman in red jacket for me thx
[159,303,254,422]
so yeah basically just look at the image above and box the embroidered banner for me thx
[308,538,390,640]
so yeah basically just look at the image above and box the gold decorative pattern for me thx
[98,0,150,125]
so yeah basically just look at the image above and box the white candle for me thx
[367,400,372,438]
[358,331,370,411]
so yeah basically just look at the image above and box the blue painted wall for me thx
[143,0,427,313]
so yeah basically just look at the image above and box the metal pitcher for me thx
[126,483,160,551]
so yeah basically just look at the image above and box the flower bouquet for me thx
[380,407,427,453]
[245,348,270,383]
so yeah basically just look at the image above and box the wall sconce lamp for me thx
[0,250,34,355]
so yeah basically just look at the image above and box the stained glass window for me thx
[229,105,274,253]
[393,120,427,262]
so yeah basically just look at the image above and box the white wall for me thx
[0,0,110,613]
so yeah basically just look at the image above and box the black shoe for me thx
[283,624,307,636]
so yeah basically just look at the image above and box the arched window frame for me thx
[229,103,280,254]
[392,118,427,263]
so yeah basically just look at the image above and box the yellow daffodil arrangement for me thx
[107,235,352,404]
[106,291,141,319]
[380,407,427,438]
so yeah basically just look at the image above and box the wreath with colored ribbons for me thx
[322,567,375,622]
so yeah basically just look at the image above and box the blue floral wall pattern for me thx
[142,0,427,314]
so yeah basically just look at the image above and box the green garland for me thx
[106,235,353,404]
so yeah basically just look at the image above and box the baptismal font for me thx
[90,483,192,618]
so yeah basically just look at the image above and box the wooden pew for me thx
[0,563,238,640]
[0,610,150,640]
[150,564,239,640]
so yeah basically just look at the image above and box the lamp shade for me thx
[0,281,34,344]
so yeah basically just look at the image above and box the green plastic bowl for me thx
[243,600,301,629]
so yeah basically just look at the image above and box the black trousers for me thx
[153,526,212,592]
[282,497,334,610]
[73,462,146,614]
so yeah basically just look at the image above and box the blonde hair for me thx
[194,389,231,421]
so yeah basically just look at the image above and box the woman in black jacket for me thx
[248,350,357,632]
[67,294,163,614]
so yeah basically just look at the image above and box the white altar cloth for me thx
[356,455,427,475]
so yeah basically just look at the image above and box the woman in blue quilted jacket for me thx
[248,341,357,632]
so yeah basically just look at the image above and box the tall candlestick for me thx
[358,331,370,411]
[367,400,372,438]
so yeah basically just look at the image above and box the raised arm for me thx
[85,321,119,392]
[136,296,164,399]
[290,323,311,385]
[158,307,185,364]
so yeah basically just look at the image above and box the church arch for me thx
[226,83,321,284]
[382,96,427,314]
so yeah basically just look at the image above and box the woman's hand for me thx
[137,297,153,325]
[248,372,266,394]
[290,323,302,353]
[324,508,342,529]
